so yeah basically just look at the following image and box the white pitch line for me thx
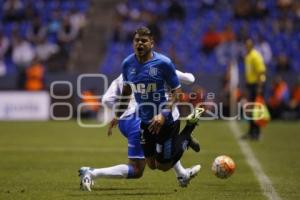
[229,121,282,200]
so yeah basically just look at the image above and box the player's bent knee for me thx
[145,158,156,170]
[147,163,156,170]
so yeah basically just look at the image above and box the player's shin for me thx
[89,164,134,179]
[171,130,193,165]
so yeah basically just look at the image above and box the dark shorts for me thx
[140,120,180,163]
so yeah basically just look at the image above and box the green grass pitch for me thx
[0,120,299,200]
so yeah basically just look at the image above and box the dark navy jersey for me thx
[122,51,181,124]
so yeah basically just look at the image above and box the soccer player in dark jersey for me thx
[116,27,203,172]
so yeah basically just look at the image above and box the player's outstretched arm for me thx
[176,70,195,85]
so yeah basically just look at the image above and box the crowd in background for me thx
[0,0,88,89]
[100,0,300,120]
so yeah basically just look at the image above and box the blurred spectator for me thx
[57,15,78,57]
[288,78,300,119]
[234,0,252,19]
[0,61,6,76]
[11,34,35,89]
[275,52,291,72]
[255,35,272,65]
[0,31,10,76]
[24,57,45,91]
[0,32,9,56]
[80,90,100,119]
[216,25,239,65]
[268,76,289,119]
[220,25,236,43]
[35,37,59,62]
[277,0,293,13]
[293,2,300,31]
[2,0,24,23]
[27,17,47,44]
[167,0,185,21]
[294,1,300,18]
[201,24,221,54]
[115,1,130,20]
[220,62,241,117]
[70,8,87,39]
[12,35,35,69]
[253,0,269,18]
[48,9,62,36]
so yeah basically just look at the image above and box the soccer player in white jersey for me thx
[79,70,203,191]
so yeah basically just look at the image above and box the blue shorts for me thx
[118,114,144,159]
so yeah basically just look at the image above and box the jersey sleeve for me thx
[102,75,122,108]
[122,60,129,82]
[163,61,181,90]
[176,70,195,85]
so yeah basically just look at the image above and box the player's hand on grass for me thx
[148,113,165,134]
[107,118,118,136]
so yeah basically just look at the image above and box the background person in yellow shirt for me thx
[243,38,266,140]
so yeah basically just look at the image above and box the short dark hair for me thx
[134,26,153,38]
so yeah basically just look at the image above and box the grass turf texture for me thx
[0,121,299,200]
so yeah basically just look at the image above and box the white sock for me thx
[173,161,187,177]
[90,164,130,179]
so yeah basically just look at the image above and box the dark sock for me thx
[171,124,196,165]
[180,124,196,136]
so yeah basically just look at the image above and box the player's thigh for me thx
[118,115,140,138]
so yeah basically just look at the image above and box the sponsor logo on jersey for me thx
[130,83,157,94]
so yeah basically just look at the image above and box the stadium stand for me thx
[0,0,89,77]
[100,0,300,76]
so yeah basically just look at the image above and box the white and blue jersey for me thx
[122,51,181,125]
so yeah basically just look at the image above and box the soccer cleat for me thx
[79,167,94,191]
[186,107,205,125]
[177,164,201,187]
[188,135,200,152]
